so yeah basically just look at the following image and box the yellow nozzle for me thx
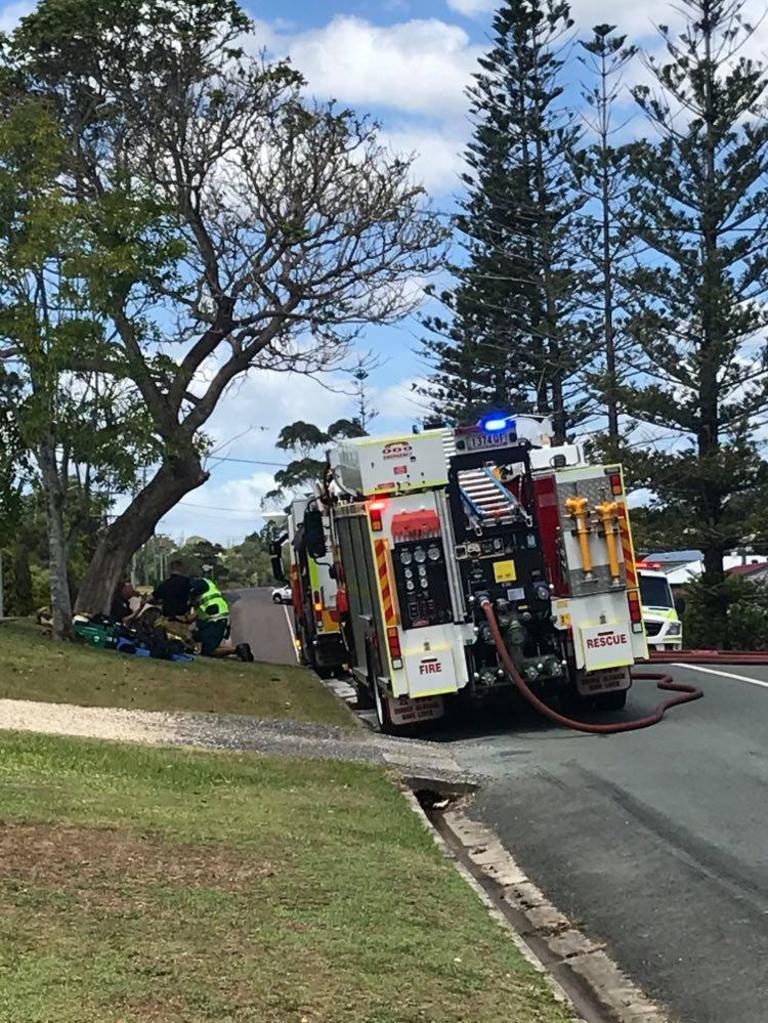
[596,500,621,583]
[565,495,593,576]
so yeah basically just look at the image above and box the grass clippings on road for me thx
[0,731,575,1023]
[0,621,353,727]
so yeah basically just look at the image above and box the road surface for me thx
[233,587,768,1022]
[227,587,297,665]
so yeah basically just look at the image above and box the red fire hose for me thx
[480,599,703,735]
[649,649,768,665]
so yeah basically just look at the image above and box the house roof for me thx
[645,550,703,563]
[726,563,768,577]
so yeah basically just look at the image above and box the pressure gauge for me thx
[420,577,429,589]
[400,550,413,565]
[406,580,415,592]
[428,546,441,561]
[404,568,413,580]
[414,547,427,564]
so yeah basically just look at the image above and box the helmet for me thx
[189,577,208,598]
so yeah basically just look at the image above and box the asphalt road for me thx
[227,587,298,665]
[232,588,768,1022]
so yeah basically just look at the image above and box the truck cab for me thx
[637,564,683,651]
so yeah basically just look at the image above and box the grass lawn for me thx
[0,622,353,728]
[0,732,574,1023]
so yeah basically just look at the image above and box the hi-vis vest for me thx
[196,579,229,622]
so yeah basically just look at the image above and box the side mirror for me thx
[304,509,327,559]
[269,534,288,583]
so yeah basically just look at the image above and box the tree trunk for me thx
[37,438,75,641]
[75,451,209,615]
[702,544,728,648]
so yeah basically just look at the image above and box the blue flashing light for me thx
[483,416,510,433]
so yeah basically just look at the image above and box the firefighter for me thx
[188,578,254,662]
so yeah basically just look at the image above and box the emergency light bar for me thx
[483,416,513,433]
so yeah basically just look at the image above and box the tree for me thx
[573,25,637,446]
[0,364,25,543]
[351,357,378,433]
[264,417,367,504]
[0,98,157,637]
[2,0,444,617]
[421,0,586,439]
[623,0,768,644]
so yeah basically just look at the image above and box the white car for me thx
[271,585,292,605]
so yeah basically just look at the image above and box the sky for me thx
[2,0,766,544]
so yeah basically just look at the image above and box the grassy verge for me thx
[0,732,573,1023]
[0,622,353,727]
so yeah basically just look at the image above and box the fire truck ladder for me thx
[459,467,527,526]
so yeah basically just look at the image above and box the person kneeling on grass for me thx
[188,578,254,662]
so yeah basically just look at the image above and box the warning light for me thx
[386,627,403,669]
[368,500,386,532]
[483,416,511,433]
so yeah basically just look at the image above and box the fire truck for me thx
[269,498,346,677]
[291,415,649,733]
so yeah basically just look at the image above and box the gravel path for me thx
[0,698,474,786]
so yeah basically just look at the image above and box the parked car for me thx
[271,585,292,605]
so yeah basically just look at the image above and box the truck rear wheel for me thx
[355,677,375,710]
[373,679,395,734]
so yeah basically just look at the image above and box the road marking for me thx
[282,605,300,662]
[673,663,768,690]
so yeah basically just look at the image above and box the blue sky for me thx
[3,0,762,544]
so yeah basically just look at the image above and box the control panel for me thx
[447,439,552,612]
[392,538,452,630]
[390,508,453,631]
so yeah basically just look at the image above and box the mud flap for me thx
[578,666,631,697]
[388,693,445,726]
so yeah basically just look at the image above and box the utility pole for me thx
[0,551,4,619]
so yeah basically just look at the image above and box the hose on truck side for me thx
[480,599,703,735]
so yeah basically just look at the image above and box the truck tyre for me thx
[355,677,375,710]
[373,678,397,735]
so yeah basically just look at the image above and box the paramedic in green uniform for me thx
[188,578,254,661]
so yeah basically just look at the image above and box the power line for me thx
[209,456,290,468]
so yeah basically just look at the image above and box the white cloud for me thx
[446,0,680,36]
[278,16,480,118]
[383,125,467,195]
[446,0,493,15]
[205,370,355,456]
[374,376,435,425]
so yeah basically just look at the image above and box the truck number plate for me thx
[460,429,517,452]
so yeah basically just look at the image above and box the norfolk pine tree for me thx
[624,0,768,644]
[572,25,637,447]
[422,0,587,440]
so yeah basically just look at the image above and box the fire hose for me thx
[480,598,703,735]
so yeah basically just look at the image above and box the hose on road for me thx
[480,599,703,735]
[649,649,768,665]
